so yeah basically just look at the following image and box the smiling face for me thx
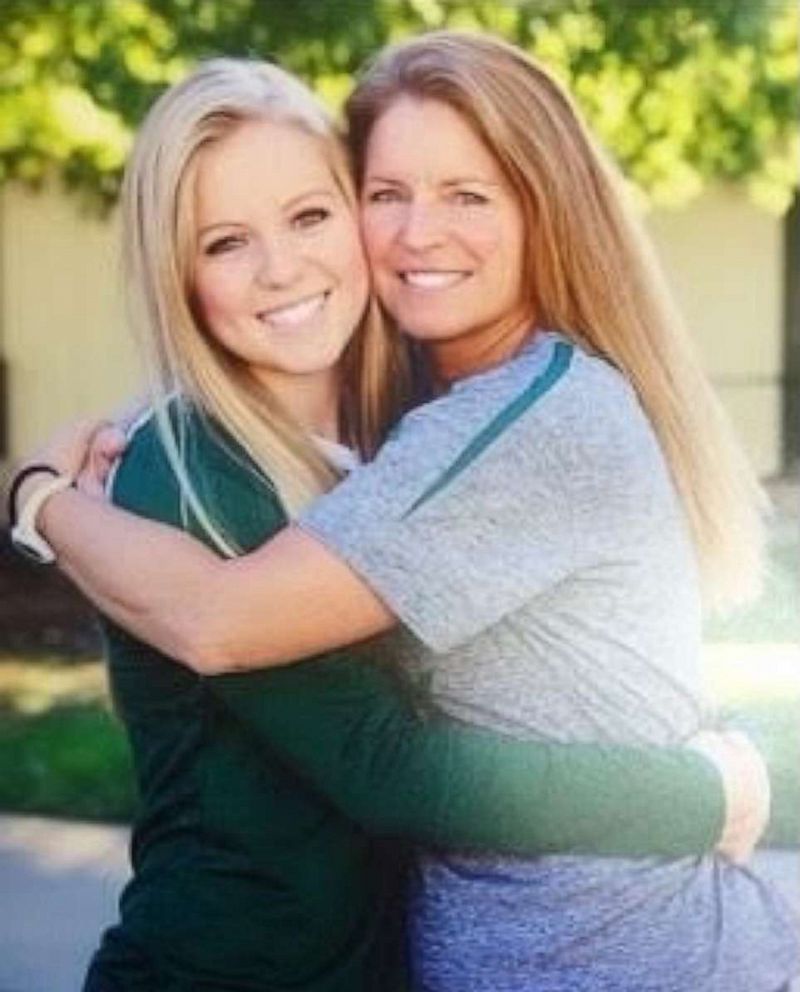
[360,96,534,380]
[191,118,369,393]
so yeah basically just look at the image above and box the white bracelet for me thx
[10,474,73,564]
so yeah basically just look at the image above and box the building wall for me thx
[0,182,787,475]
[0,185,139,463]
[648,186,784,477]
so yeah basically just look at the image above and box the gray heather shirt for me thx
[301,331,799,992]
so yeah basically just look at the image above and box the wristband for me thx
[7,463,60,527]
[9,472,73,564]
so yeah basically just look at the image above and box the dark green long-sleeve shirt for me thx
[84,409,724,992]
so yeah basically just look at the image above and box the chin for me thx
[399,321,462,343]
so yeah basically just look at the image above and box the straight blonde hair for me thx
[346,31,767,608]
[122,58,410,553]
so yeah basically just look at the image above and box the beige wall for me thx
[0,182,786,474]
[648,187,784,476]
[0,184,140,461]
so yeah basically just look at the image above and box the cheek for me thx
[193,268,236,325]
[461,214,506,258]
[191,268,253,355]
[335,224,371,303]
[359,210,394,270]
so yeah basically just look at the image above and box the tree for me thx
[1,0,797,210]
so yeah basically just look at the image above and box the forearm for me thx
[314,729,725,856]
[37,486,392,672]
[216,659,724,856]
[39,487,224,663]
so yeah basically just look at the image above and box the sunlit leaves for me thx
[0,0,796,211]
[525,0,798,210]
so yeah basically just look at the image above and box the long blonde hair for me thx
[346,31,766,608]
[122,58,409,553]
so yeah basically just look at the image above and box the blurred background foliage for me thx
[1,0,798,211]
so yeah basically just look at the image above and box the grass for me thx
[0,701,135,822]
[0,657,136,823]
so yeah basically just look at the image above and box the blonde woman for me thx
[11,36,796,992]
[9,57,762,992]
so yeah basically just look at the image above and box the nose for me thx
[254,235,302,288]
[397,201,445,252]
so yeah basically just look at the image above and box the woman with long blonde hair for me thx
[11,34,797,992]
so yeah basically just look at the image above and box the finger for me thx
[87,448,118,491]
[688,731,767,863]
[717,733,771,863]
[91,425,128,461]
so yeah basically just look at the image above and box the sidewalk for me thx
[0,814,797,992]
[0,816,128,992]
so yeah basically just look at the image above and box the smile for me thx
[400,271,470,290]
[257,292,329,328]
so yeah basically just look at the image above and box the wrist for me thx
[17,473,54,514]
[8,464,73,564]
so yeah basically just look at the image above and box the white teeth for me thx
[260,292,326,328]
[401,271,467,290]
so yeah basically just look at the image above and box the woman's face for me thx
[192,118,369,389]
[360,96,532,377]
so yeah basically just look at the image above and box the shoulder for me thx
[108,405,173,518]
[110,399,286,540]
[379,334,573,462]
[442,335,667,503]
[548,346,662,463]
[399,334,651,472]
[479,334,634,428]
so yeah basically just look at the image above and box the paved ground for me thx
[0,816,128,992]
[0,815,797,992]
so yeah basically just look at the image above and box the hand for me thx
[76,423,128,499]
[689,730,771,864]
[25,417,108,481]
[14,418,128,518]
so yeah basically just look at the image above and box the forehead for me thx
[193,118,337,219]
[365,97,504,182]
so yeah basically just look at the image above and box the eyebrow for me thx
[197,222,239,236]
[443,178,502,188]
[363,175,502,189]
[283,187,338,210]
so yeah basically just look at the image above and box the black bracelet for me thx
[6,464,61,528]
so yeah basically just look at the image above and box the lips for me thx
[400,270,470,290]
[257,291,328,329]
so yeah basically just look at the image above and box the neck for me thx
[254,367,341,441]
[430,314,536,385]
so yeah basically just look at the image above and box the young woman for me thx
[11,35,797,992]
[8,57,758,992]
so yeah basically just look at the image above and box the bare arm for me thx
[11,418,391,672]
[37,484,393,672]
